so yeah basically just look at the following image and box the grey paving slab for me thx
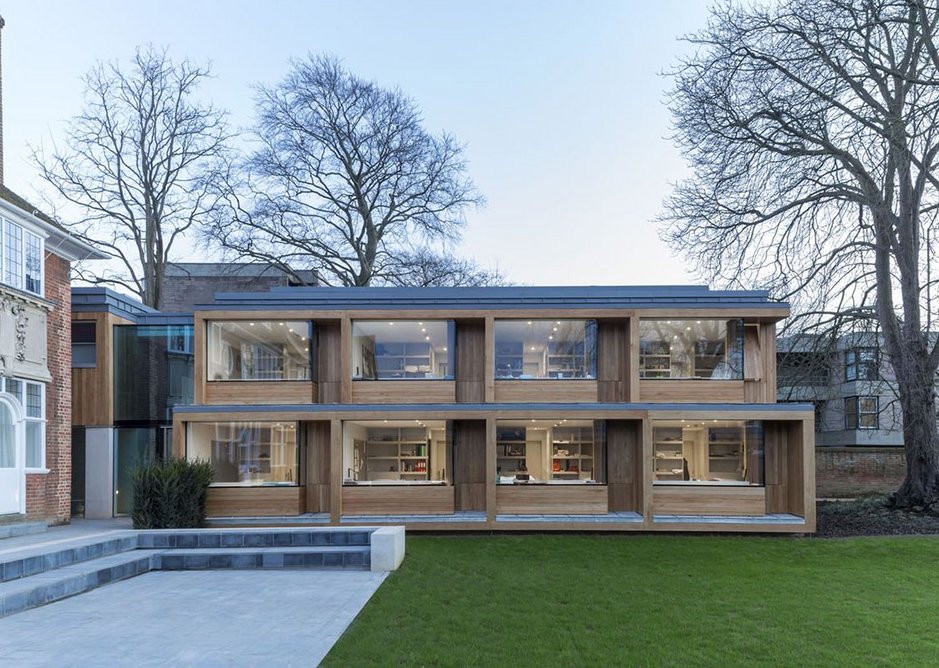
[0,569,387,667]
[0,518,132,556]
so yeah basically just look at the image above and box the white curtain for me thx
[0,404,14,468]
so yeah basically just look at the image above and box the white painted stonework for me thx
[370,526,406,571]
[0,287,51,383]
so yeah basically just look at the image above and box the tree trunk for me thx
[890,364,939,508]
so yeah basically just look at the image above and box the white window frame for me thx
[1,377,46,471]
[0,216,45,298]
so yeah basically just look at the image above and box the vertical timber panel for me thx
[316,321,342,403]
[305,421,331,513]
[484,316,495,403]
[607,420,642,511]
[597,319,627,402]
[456,320,485,403]
[452,420,486,510]
[330,419,342,522]
[486,417,496,521]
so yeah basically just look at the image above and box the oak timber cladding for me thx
[455,320,485,402]
[316,320,342,403]
[72,312,132,426]
[452,420,486,511]
[206,486,303,517]
[606,420,643,512]
[494,380,598,403]
[640,380,745,403]
[597,319,628,402]
[341,485,455,515]
[651,486,766,516]
[351,380,456,403]
[496,485,609,515]
[203,381,313,405]
[305,421,331,513]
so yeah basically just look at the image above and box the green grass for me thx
[323,535,939,666]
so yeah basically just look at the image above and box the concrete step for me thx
[153,546,370,571]
[0,550,157,618]
[0,521,47,540]
[0,533,138,584]
[136,528,372,549]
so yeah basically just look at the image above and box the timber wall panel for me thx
[316,320,342,403]
[304,421,331,513]
[494,380,598,403]
[341,485,454,515]
[72,312,132,426]
[496,485,608,515]
[206,486,303,517]
[640,380,745,403]
[597,319,628,402]
[351,381,456,403]
[204,381,312,405]
[456,320,485,403]
[606,420,643,512]
[452,419,486,511]
[652,486,766,516]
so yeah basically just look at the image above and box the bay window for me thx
[0,217,45,297]
[0,377,45,469]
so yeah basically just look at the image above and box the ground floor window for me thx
[652,420,764,486]
[343,420,450,485]
[845,396,879,430]
[187,422,299,486]
[0,377,45,469]
[496,419,606,485]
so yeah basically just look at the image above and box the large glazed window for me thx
[845,348,879,381]
[495,419,606,484]
[494,320,597,379]
[639,320,744,380]
[652,420,764,486]
[352,321,454,380]
[0,219,43,297]
[114,324,194,421]
[207,321,311,381]
[1,377,45,469]
[188,422,298,486]
[343,420,450,485]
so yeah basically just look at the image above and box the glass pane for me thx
[352,321,453,379]
[113,325,194,421]
[72,344,97,368]
[4,378,22,402]
[639,320,743,379]
[493,320,596,379]
[0,404,13,468]
[114,428,158,515]
[72,322,97,344]
[859,397,878,413]
[26,384,42,418]
[207,321,311,381]
[344,420,449,483]
[26,421,42,468]
[24,232,42,294]
[188,422,298,486]
[4,221,23,289]
[652,419,764,486]
[495,419,605,484]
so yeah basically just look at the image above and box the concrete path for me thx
[0,569,386,667]
[0,518,132,555]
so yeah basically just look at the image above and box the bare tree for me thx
[35,47,229,309]
[203,54,484,287]
[388,247,508,287]
[662,0,939,508]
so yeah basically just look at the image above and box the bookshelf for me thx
[363,427,430,480]
[550,426,594,480]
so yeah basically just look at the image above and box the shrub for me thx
[132,458,214,529]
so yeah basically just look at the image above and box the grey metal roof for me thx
[172,401,813,415]
[198,285,789,312]
[71,287,193,325]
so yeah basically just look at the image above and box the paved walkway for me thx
[0,569,386,667]
[0,518,132,555]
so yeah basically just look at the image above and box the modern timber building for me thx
[71,284,816,533]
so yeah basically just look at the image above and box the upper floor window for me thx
[845,396,879,430]
[71,321,97,368]
[0,218,43,297]
[352,320,454,380]
[494,320,597,379]
[207,321,311,381]
[845,347,879,381]
[639,319,743,380]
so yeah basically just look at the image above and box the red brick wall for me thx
[816,447,907,498]
[30,252,72,524]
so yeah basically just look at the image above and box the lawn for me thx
[323,534,939,666]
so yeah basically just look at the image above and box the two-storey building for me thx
[158,285,815,533]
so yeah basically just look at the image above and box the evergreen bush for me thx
[132,458,214,529]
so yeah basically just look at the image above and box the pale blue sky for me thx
[1,1,712,285]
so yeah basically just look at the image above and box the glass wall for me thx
[207,321,311,381]
[352,321,454,380]
[343,420,450,484]
[495,419,606,484]
[114,324,194,422]
[639,320,744,379]
[494,320,597,379]
[113,427,160,515]
[188,421,298,486]
[652,420,764,486]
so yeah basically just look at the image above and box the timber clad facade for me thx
[75,285,816,533]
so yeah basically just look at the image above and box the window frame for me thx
[845,347,879,382]
[71,321,98,369]
[845,396,879,430]
[206,320,313,382]
[0,377,45,471]
[493,319,598,380]
[351,320,455,381]
[638,319,744,381]
[0,216,45,298]
[186,420,300,487]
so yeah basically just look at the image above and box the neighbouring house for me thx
[75,283,815,533]
[777,333,919,496]
[161,263,317,312]
[0,16,107,524]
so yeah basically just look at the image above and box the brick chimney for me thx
[0,15,5,185]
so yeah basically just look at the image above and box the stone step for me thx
[0,550,157,618]
[0,521,48,540]
[136,528,372,549]
[0,533,138,584]
[153,546,370,571]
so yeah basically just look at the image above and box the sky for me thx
[0,1,713,286]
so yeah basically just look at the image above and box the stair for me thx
[0,521,47,540]
[0,526,394,619]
